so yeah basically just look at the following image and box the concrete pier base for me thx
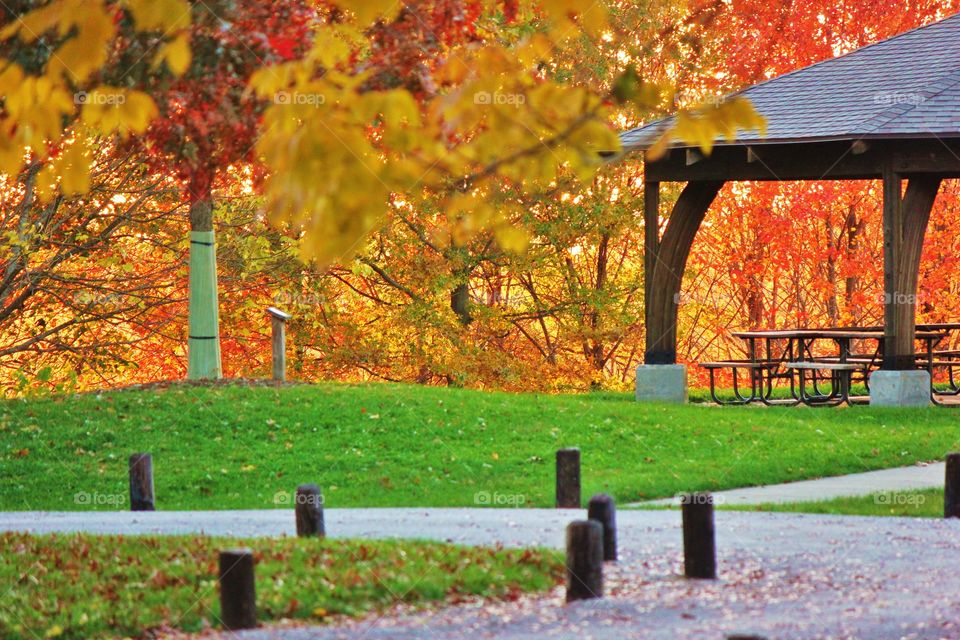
[635,364,688,404]
[869,369,931,407]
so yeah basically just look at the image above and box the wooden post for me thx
[881,164,907,370]
[295,483,325,537]
[896,177,942,368]
[565,520,603,602]
[587,493,617,561]
[645,181,723,364]
[267,307,291,382]
[187,226,222,380]
[219,549,257,630]
[945,453,960,518]
[128,453,155,511]
[682,492,716,579]
[556,448,581,508]
[644,177,660,340]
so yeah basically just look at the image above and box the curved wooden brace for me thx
[886,176,942,367]
[645,180,724,364]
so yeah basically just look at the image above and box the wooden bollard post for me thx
[945,453,960,518]
[587,493,617,561]
[267,307,291,382]
[219,549,257,630]
[681,492,716,579]
[556,448,581,508]
[565,520,603,602]
[128,453,155,511]
[295,484,325,537]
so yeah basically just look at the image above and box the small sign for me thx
[267,306,292,321]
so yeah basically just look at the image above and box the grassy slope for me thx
[727,488,943,518]
[0,532,561,639]
[2,382,959,509]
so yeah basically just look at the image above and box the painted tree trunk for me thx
[187,195,222,379]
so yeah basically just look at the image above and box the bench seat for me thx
[785,361,859,371]
[699,360,779,370]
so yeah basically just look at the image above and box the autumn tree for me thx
[674,0,960,377]
[121,0,314,379]
[0,0,763,390]
[0,141,187,390]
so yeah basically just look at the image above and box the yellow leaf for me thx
[0,65,24,95]
[495,225,530,254]
[125,0,191,31]
[82,87,158,138]
[58,139,90,196]
[157,33,191,76]
[308,29,351,67]
[35,167,58,204]
[343,1,400,26]
[46,6,115,82]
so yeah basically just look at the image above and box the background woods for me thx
[2,0,960,393]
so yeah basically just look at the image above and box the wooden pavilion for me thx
[620,12,960,405]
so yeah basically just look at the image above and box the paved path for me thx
[0,509,568,546]
[637,461,945,506]
[4,508,960,638]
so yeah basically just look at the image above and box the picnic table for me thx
[701,325,959,406]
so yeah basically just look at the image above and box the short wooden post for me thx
[267,307,291,382]
[682,492,716,579]
[556,448,581,508]
[945,453,960,518]
[219,549,257,630]
[587,493,617,561]
[128,453,155,511]
[565,520,603,602]
[295,483,325,537]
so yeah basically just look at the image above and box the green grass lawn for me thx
[0,532,561,639]
[2,381,960,510]
[725,488,943,518]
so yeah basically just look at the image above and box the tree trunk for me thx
[843,205,862,316]
[451,281,472,325]
[187,177,222,380]
[586,233,610,377]
[825,215,839,325]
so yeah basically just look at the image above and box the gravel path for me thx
[217,511,960,640]
[636,461,945,506]
[4,508,960,639]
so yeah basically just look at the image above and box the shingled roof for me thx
[621,11,960,152]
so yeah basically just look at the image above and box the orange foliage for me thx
[6,0,960,393]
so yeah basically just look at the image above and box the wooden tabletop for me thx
[731,329,949,340]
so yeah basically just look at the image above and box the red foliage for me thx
[135,1,316,201]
